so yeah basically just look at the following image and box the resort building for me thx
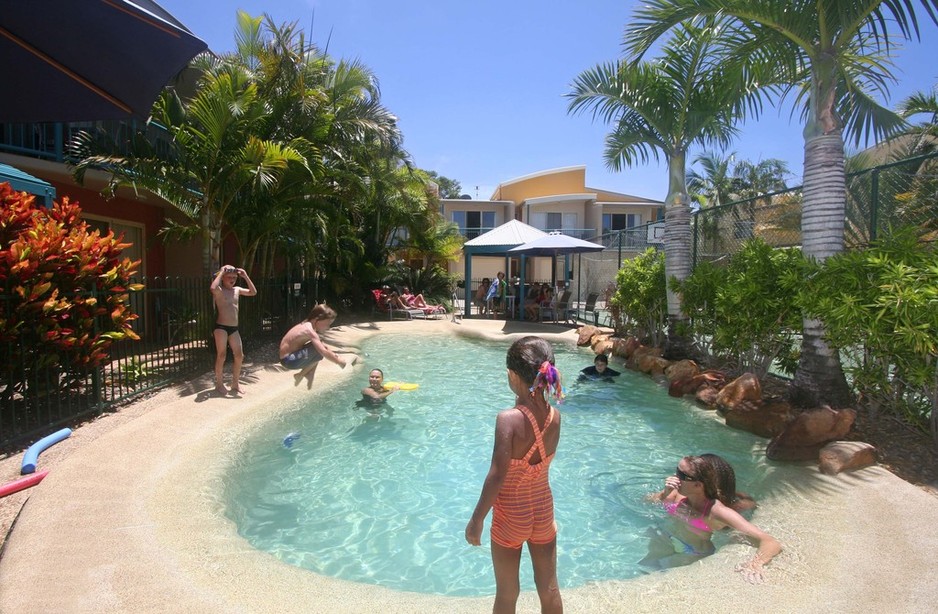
[441,165,664,295]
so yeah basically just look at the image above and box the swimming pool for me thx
[223,333,769,597]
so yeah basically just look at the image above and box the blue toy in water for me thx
[282,432,301,448]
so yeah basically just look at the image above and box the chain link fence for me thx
[692,150,938,265]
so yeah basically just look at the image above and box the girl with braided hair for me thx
[466,336,564,613]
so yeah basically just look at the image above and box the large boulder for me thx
[715,373,762,412]
[637,354,671,376]
[819,441,878,475]
[766,406,857,461]
[665,359,700,383]
[724,399,793,438]
[576,325,600,346]
[628,345,662,369]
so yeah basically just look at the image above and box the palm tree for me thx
[624,0,938,407]
[567,21,762,357]
[71,64,309,277]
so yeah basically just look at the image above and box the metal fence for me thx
[692,150,938,265]
[0,275,316,451]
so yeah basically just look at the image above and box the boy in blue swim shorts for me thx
[278,304,355,389]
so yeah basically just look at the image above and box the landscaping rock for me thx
[665,359,700,382]
[591,334,612,356]
[609,337,634,359]
[819,441,878,475]
[576,325,600,346]
[637,354,671,376]
[695,386,720,407]
[766,406,857,461]
[715,373,762,412]
[724,399,793,438]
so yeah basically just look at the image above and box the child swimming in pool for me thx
[279,304,355,389]
[466,335,564,614]
[642,453,781,583]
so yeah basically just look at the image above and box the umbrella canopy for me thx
[507,231,605,256]
[0,0,207,123]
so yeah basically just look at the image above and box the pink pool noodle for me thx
[0,470,49,498]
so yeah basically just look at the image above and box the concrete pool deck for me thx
[0,318,936,613]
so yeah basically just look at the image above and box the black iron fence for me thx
[0,275,315,451]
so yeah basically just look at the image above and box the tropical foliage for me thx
[567,21,764,357]
[69,11,455,309]
[608,248,668,346]
[0,185,141,397]
[676,239,804,378]
[623,0,938,408]
[799,230,938,441]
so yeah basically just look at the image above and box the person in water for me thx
[642,453,781,583]
[361,368,399,404]
[466,336,564,614]
[579,353,621,381]
[278,304,355,389]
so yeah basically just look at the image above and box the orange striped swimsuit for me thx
[491,404,556,549]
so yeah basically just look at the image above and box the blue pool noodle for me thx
[21,427,72,475]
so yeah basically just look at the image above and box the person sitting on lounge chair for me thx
[401,287,446,313]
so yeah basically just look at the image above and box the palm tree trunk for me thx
[792,131,853,407]
[663,151,694,359]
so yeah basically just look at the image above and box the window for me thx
[602,213,641,233]
[452,211,495,239]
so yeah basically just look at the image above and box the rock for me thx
[620,336,641,359]
[715,373,762,412]
[591,334,612,355]
[819,441,878,475]
[766,406,857,461]
[629,345,663,369]
[665,359,700,382]
[695,386,720,407]
[724,400,793,438]
[609,337,634,359]
[637,354,671,376]
[576,325,600,346]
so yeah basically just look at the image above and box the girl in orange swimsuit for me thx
[466,336,564,614]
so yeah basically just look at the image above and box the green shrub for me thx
[676,239,804,377]
[800,230,937,437]
[610,248,667,345]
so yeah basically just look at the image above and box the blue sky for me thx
[158,0,937,202]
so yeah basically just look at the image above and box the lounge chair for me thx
[371,289,426,320]
[539,290,572,323]
[571,292,600,325]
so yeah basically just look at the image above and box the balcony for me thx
[0,119,171,163]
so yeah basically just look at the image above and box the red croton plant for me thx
[0,183,142,389]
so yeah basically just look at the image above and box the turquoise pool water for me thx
[223,333,768,597]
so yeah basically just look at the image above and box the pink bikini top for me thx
[664,497,714,533]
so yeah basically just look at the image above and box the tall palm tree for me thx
[624,0,938,407]
[567,22,763,357]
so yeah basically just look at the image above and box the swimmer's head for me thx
[369,369,384,388]
[594,354,609,373]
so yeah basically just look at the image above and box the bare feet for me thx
[306,374,315,390]
[294,372,304,387]
[229,386,242,396]
[214,384,227,396]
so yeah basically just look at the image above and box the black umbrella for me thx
[0,0,207,123]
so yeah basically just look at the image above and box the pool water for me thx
[223,333,767,597]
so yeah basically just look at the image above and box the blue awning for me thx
[0,163,55,206]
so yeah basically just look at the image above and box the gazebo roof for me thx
[463,219,547,250]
